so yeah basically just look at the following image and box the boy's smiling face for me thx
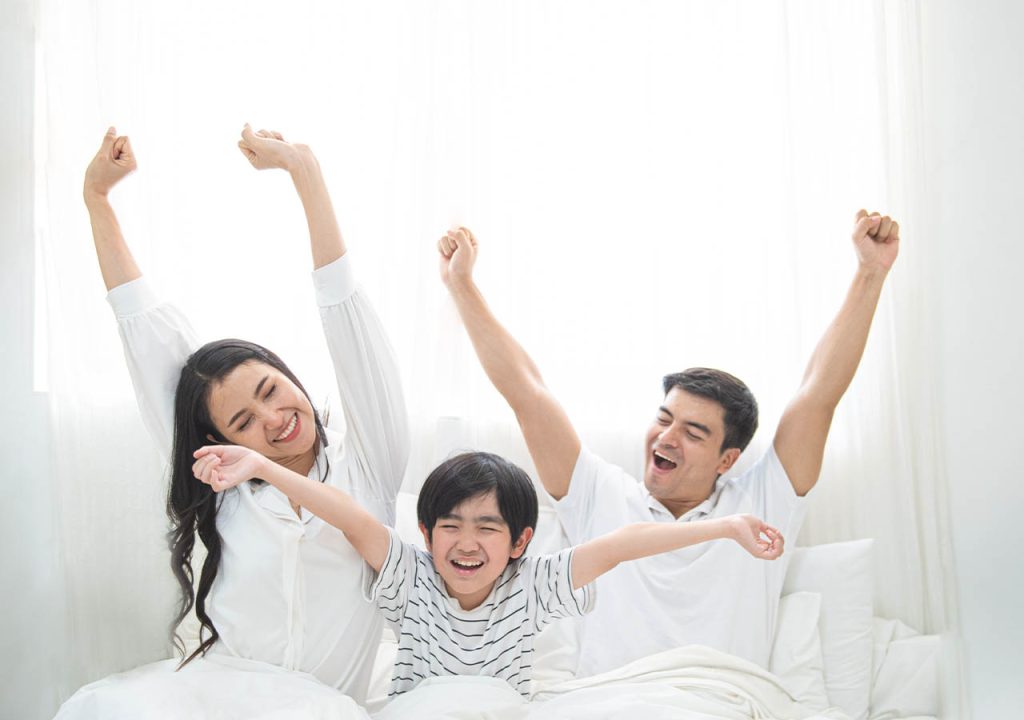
[420,491,533,610]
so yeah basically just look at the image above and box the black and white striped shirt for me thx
[366,527,594,697]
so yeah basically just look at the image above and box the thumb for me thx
[241,122,257,144]
[101,126,117,153]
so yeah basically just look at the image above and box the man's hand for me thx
[853,209,900,274]
[726,514,784,560]
[192,445,267,492]
[438,226,478,287]
[238,124,309,172]
[84,127,137,199]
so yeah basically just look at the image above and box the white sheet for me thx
[374,646,850,720]
[53,656,372,720]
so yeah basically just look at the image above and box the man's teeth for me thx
[275,414,297,441]
[653,450,678,468]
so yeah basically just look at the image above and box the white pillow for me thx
[770,592,830,712]
[783,539,874,720]
[869,618,940,719]
[527,504,580,690]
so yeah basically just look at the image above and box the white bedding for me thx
[376,646,849,720]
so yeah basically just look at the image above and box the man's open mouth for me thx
[653,450,678,470]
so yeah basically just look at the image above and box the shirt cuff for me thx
[106,276,161,318]
[312,253,357,308]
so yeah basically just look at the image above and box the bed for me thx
[56,494,941,720]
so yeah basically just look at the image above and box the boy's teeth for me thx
[453,559,483,568]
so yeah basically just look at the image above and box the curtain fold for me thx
[35,0,958,707]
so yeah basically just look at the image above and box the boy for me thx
[192,446,783,697]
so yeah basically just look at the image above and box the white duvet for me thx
[55,647,847,720]
[378,646,848,720]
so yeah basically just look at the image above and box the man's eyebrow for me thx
[658,406,673,417]
[227,375,270,427]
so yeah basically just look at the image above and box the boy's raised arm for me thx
[192,445,391,572]
[569,515,783,590]
[439,228,581,500]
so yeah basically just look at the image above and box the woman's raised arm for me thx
[84,127,198,457]
[237,125,345,268]
[84,127,141,290]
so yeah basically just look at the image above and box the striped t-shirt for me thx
[365,527,594,697]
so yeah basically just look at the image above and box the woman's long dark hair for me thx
[168,339,329,668]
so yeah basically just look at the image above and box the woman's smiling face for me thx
[205,361,318,472]
[420,491,533,611]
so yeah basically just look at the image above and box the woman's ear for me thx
[510,527,534,559]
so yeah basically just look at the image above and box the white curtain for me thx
[35,0,959,709]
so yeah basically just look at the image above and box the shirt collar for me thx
[645,476,727,522]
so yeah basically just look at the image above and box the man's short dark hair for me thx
[417,452,539,552]
[662,368,758,453]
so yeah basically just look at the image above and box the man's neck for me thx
[659,496,706,520]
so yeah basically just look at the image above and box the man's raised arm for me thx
[439,228,580,500]
[774,209,900,496]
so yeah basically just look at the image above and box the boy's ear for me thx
[418,522,432,551]
[509,527,534,559]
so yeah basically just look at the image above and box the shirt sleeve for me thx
[364,526,417,629]
[553,446,637,544]
[107,277,199,461]
[314,255,410,506]
[520,548,595,633]
[736,445,807,538]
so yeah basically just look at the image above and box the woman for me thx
[59,125,408,714]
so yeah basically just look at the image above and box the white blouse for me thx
[106,254,409,704]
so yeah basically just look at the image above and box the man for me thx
[436,210,899,675]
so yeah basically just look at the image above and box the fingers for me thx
[437,233,457,258]
[876,215,893,239]
[852,213,882,242]
[191,453,221,486]
[238,140,257,166]
[455,226,477,248]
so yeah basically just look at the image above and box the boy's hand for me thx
[84,127,137,199]
[726,514,784,560]
[438,226,478,287]
[238,124,308,172]
[852,209,900,274]
[192,445,267,492]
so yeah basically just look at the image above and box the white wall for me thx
[0,1,67,719]
[921,1,1024,718]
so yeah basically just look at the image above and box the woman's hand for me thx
[726,514,784,560]
[84,127,137,200]
[237,124,311,172]
[192,445,268,492]
[438,226,478,288]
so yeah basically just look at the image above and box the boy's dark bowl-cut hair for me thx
[417,452,539,554]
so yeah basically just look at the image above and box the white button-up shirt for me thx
[555,445,805,676]
[107,254,409,703]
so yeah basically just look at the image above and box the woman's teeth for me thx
[275,414,298,441]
